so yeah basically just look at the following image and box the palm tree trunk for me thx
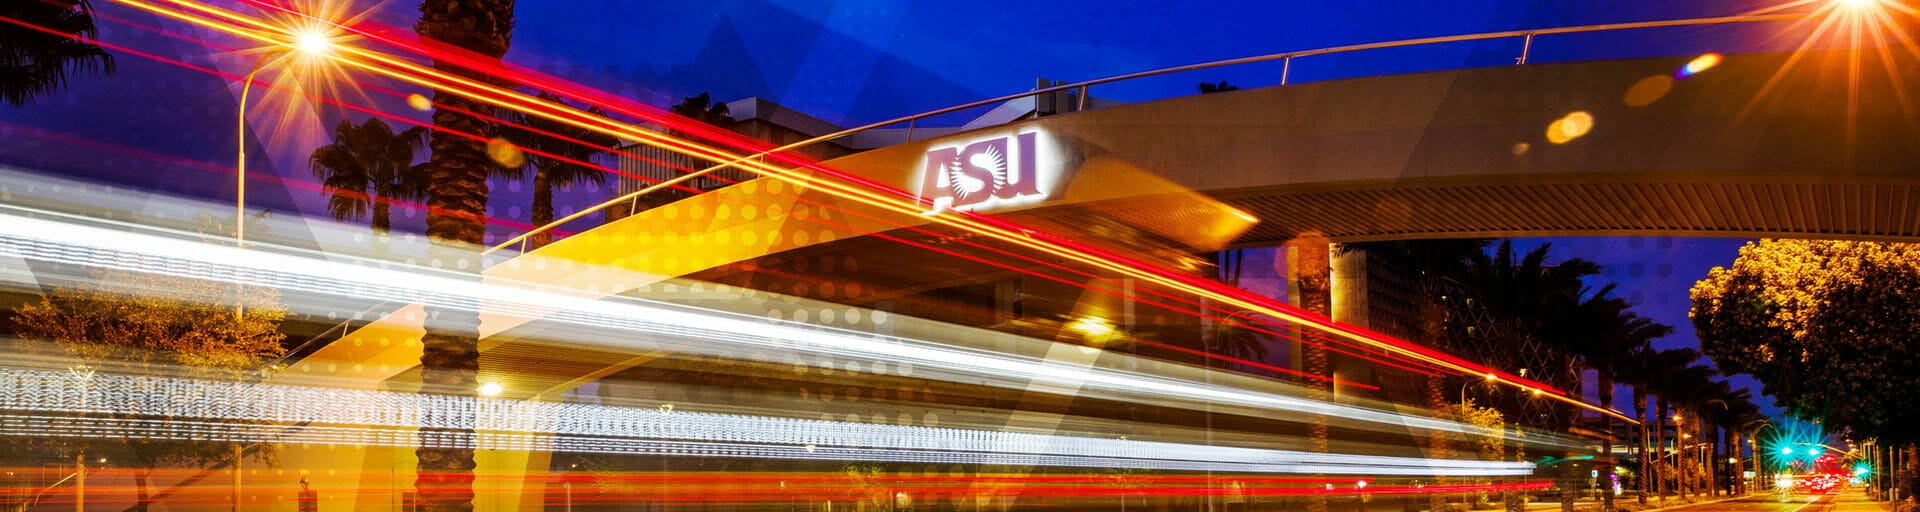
[371,195,393,235]
[530,167,554,248]
[1656,399,1669,501]
[1598,374,1615,512]
[135,469,152,512]
[1294,239,1332,512]
[1731,432,1743,495]
[1902,444,1918,504]
[1635,389,1648,504]
[416,89,491,512]
[371,194,393,255]
[415,3,514,510]
[1680,410,1693,499]
[1426,375,1448,512]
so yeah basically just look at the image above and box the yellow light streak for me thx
[116,0,1640,423]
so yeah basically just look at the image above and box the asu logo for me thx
[917,132,1049,214]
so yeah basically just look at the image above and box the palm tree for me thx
[669,91,735,131]
[498,91,618,248]
[1652,363,1718,499]
[1458,240,1602,430]
[1340,239,1486,511]
[0,0,114,106]
[1700,388,1759,495]
[308,117,428,240]
[415,0,516,509]
[1616,347,1700,503]
[1206,313,1271,367]
[1557,301,1667,512]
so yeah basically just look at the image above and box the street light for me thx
[236,28,335,245]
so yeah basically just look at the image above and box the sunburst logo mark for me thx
[947,145,1008,204]
[918,132,1047,214]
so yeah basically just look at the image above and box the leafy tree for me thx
[498,91,618,248]
[308,117,429,240]
[1444,399,1507,508]
[0,0,114,106]
[11,266,285,511]
[1691,239,1920,497]
[414,0,516,509]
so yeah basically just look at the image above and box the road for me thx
[1525,490,1878,512]
[1648,490,1879,512]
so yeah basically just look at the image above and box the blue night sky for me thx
[0,0,1812,413]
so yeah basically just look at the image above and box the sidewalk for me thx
[1528,494,1758,510]
[1829,490,1893,512]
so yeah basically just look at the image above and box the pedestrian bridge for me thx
[815,48,1920,246]
[278,48,1920,512]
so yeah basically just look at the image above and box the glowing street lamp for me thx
[236,27,336,246]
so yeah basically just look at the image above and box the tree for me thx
[308,117,429,240]
[1691,240,1920,441]
[0,0,114,106]
[1197,81,1239,94]
[1206,312,1271,368]
[498,91,618,248]
[1457,240,1602,431]
[1648,362,1717,499]
[1446,399,1508,508]
[1555,300,1665,510]
[1691,239,1920,498]
[414,0,516,509]
[668,91,734,132]
[11,266,285,511]
[1614,347,1701,502]
[1340,239,1486,512]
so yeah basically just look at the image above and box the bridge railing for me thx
[483,13,1804,256]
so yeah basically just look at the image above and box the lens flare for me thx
[293,29,331,56]
[1546,111,1594,144]
[1677,52,1722,77]
[487,137,526,168]
[1624,75,1674,106]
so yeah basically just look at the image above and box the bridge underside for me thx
[1210,173,1920,246]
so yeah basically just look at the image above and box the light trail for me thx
[0,468,1553,504]
[0,205,1532,443]
[0,368,1535,476]
[19,1,1482,383]
[116,0,1630,414]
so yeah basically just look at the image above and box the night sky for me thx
[0,0,1819,413]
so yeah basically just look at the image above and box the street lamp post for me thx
[235,30,334,246]
[236,52,268,247]
[227,32,332,511]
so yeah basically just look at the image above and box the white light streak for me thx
[0,369,1533,476]
[0,206,1512,441]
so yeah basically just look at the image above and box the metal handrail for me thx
[485,12,1805,256]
